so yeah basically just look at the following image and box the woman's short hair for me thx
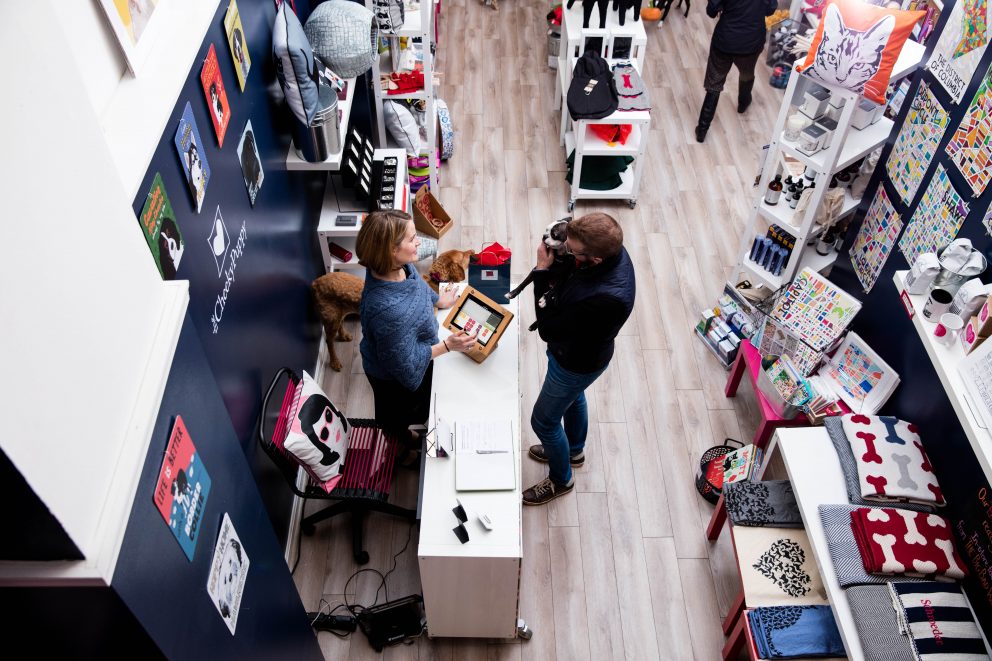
[567,213,623,259]
[356,210,413,274]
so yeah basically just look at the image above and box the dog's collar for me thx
[429,271,443,283]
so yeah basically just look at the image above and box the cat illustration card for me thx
[174,102,211,213]
[237,120,264,206]
[797,0,925,104]
[200,44,231,147]
[137,173,185,280]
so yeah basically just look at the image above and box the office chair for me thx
[258,367,416,564]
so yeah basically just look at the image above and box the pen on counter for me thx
[475,450,509,454]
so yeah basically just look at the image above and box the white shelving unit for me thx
[366,0,439,192]
[893,271,992,483]
[734,42,924,291]
[284,77,358,172]
[554,4,649,211]
[316,148,410,274]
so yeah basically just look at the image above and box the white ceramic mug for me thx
[934,313,965,347]
[923,287,954,320]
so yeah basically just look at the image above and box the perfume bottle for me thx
[764,174,784,205]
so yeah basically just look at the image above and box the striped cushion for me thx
[845,584,916,661]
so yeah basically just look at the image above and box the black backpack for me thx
[567,50,618,121]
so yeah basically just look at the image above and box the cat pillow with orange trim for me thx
[797,0,924,105]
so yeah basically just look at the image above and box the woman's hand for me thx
[437,283,460,309]
[444,329,477,353]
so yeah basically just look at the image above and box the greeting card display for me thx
[137,173,185,280]
[174,102,211,212]
[200,44,231,147]
[224,0,252,91]
[207,513,249,634]
[152,416,211,561]
[237,120,264,206]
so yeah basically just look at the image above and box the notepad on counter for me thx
[455,418,515,491]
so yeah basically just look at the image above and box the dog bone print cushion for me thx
[283,371,349,492]
[796,0,924,105]
[841,414,945,507]
[824,416,935,513]
[736,525,829,606]
[850,507,967,580]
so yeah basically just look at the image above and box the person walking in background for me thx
[523,213,635,506]
[695,0,778,142]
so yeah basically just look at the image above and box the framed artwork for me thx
[97,0,168,75]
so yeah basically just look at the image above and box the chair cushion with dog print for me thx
[283,370,349,491]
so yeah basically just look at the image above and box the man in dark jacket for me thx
[695,0,778,142]
[523,213,636,506]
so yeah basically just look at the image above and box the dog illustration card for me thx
[152,415,211,561]
[200,44,231,147]
[207,513,249,634]
[224,0,252,91]
[237,120,264,206]
[174,102,211,213]
[137,173,185,280]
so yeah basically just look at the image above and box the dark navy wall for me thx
[828,1,992,630]
[111,315,321,659]
[130,0,363,541]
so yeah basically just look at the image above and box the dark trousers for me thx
[366,361,434,446]
[703,45,761,93]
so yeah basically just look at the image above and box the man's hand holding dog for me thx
[535,242,554,270]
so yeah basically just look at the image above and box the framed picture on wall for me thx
[97,0,169,75]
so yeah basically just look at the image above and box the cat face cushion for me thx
[283,371,349,492]
[797,0,924,104]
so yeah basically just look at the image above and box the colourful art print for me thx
[828,341,884,406]
[207,513,249,635]
[174,102,211,213]
[754,316,823,377]
[946,63,992,196]
[770,268,862,353]
[224,0,252,92]
[200,44,231,147]
[898,164,970,265]
[137,173,185,279]
[153,416,211,561]
[849,186,903,292]
[885,82,949,205]
[927,0,992,103]
[97,0,164,74]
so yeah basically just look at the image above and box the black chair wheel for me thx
[354,550,370,565]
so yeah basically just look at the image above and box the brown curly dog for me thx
[312,272,364,372]
[423,249,475,292]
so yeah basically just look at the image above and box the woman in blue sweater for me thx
[356,211,475,447]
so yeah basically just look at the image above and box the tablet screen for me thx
[451,295,505,346]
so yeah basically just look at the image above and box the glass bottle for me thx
[764,174,784,205]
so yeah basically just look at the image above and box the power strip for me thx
[308,612,358,633]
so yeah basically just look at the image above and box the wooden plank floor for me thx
[295,1,783,658]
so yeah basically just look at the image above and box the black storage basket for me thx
[695,438,744,505]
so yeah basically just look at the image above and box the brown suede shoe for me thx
[522,477,574,506]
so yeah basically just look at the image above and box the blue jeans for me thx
[530,351,608,486]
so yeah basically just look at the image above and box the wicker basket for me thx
[695,438,743,505]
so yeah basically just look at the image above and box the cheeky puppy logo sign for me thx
[211,217,247,334]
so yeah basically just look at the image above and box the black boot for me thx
[738,78,754,114]
[695,91,720,143]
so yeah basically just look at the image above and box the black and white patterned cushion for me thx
[725,480,803,528]
[845,584,916,661]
